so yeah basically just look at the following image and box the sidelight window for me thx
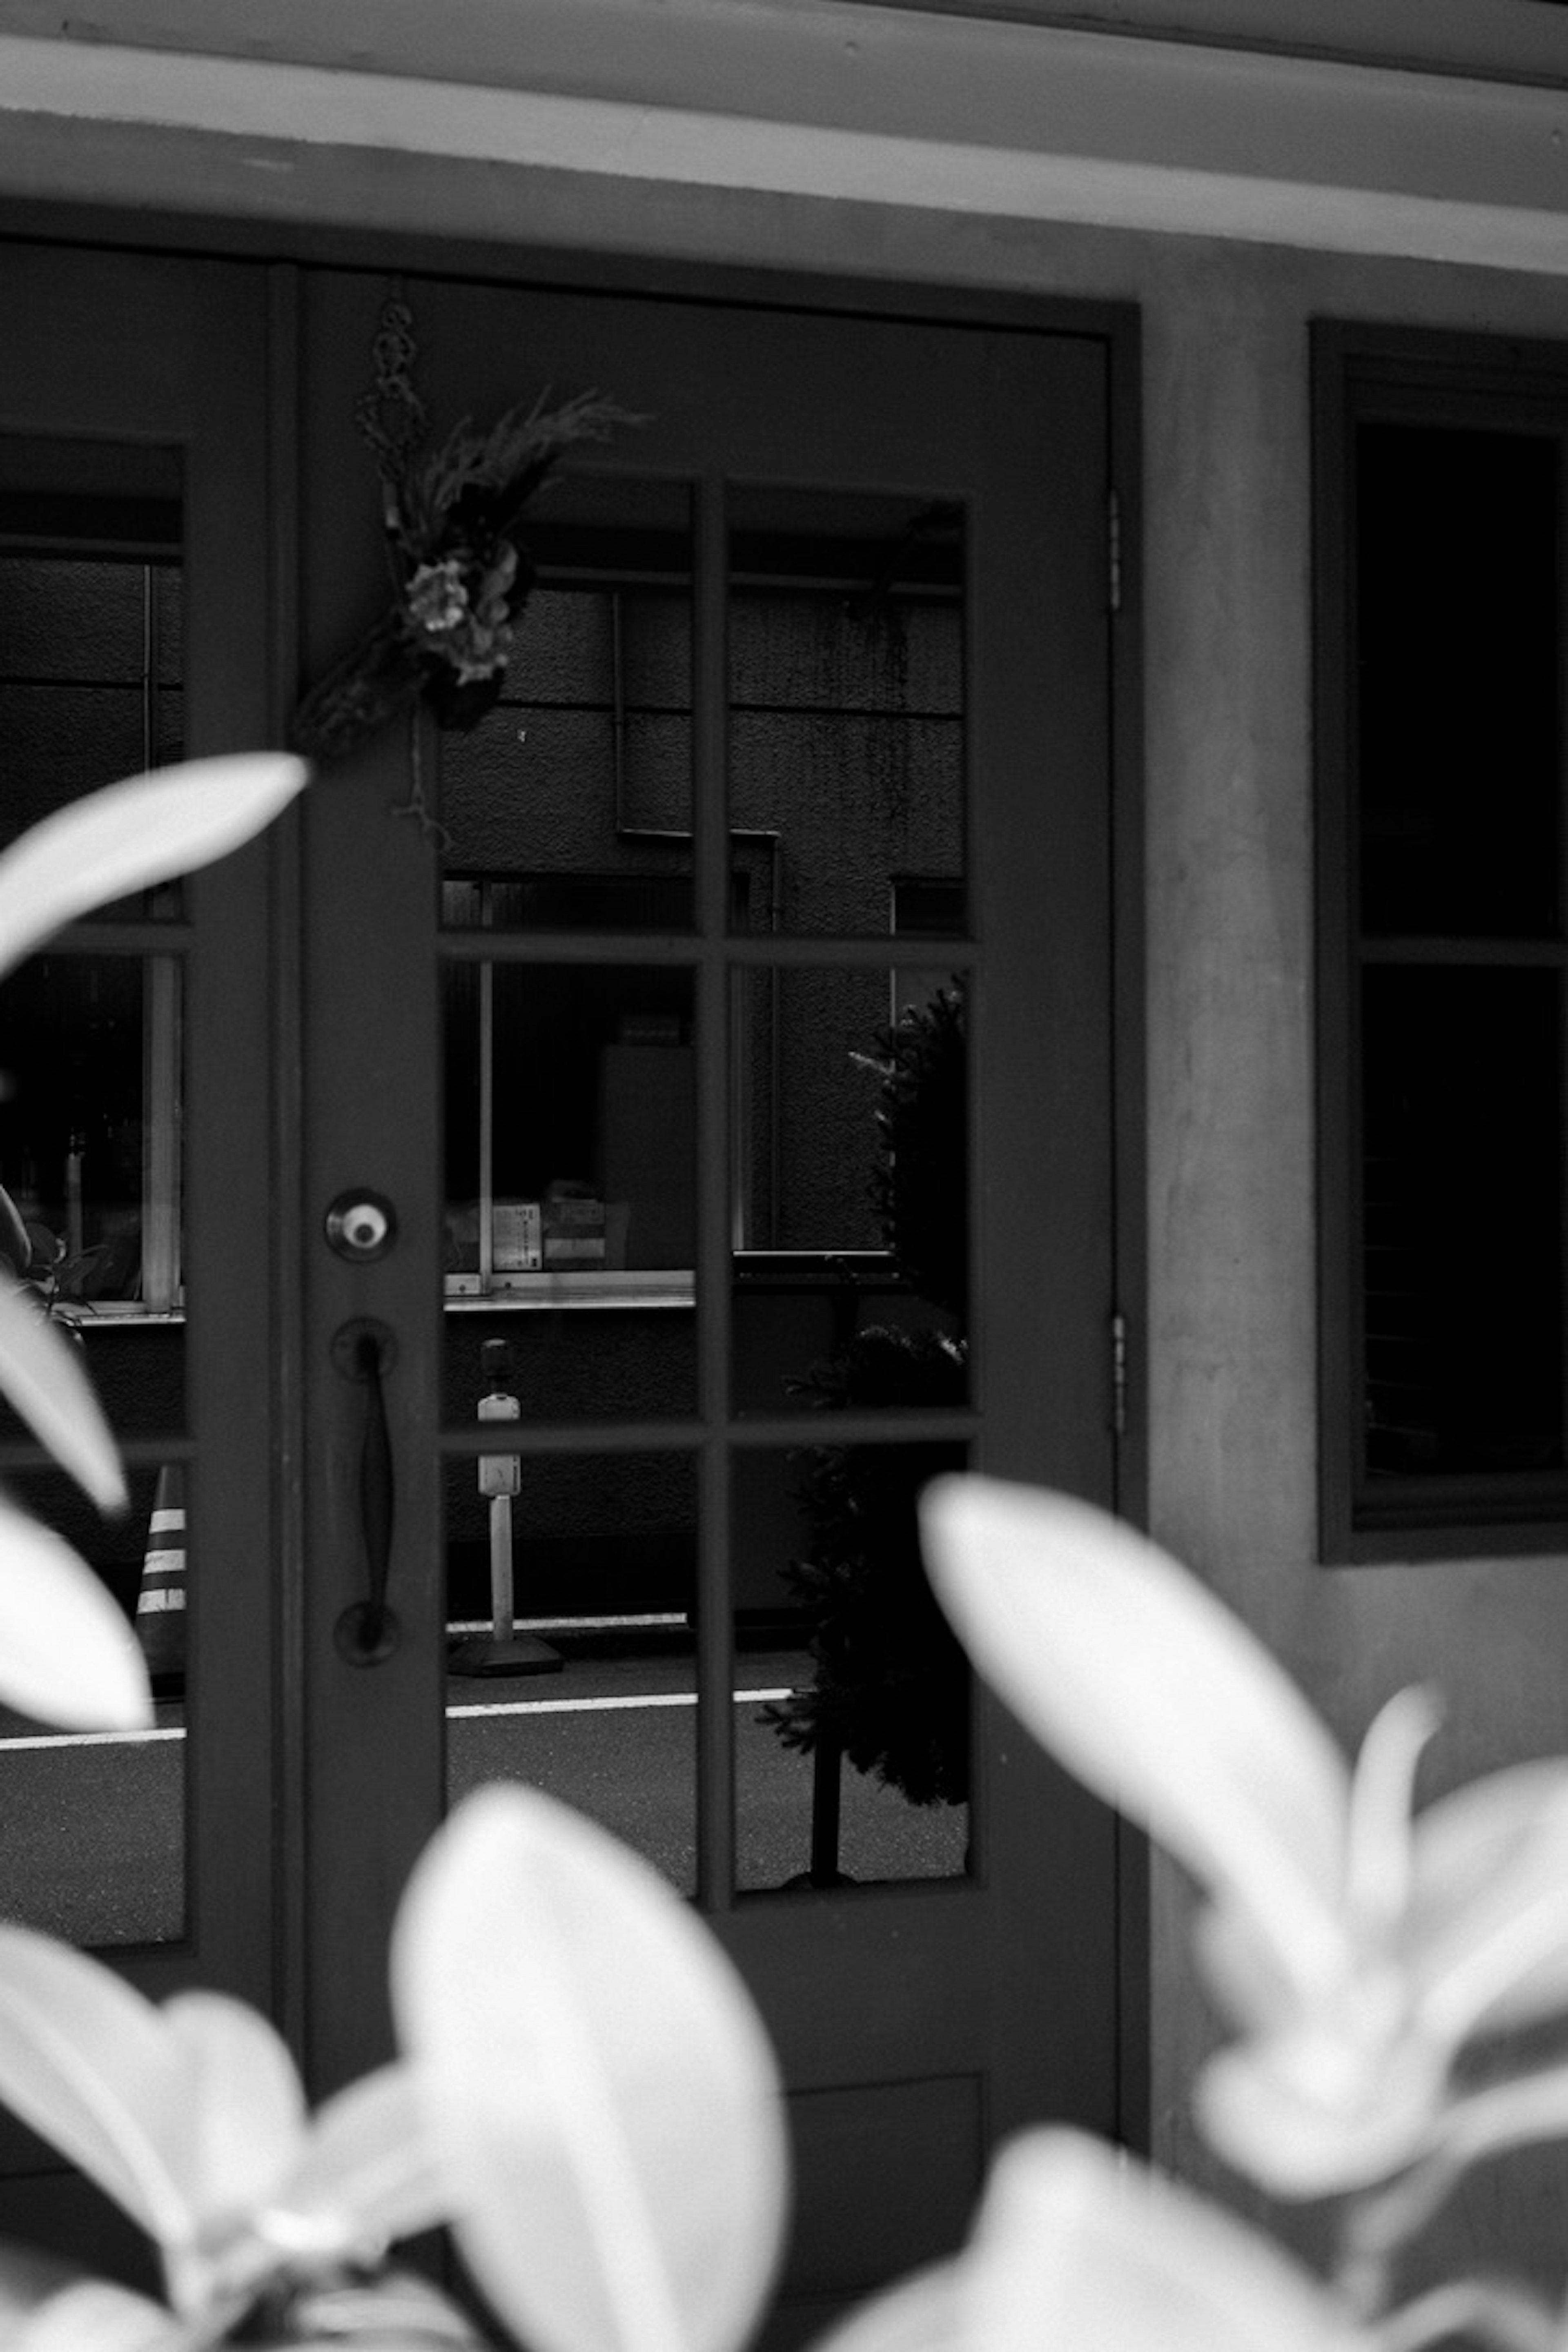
[1314,326,1568,1557]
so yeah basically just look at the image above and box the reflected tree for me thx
[765,984,970,1822]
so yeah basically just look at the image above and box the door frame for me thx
[0,218,1149,2254]
[273,241,1149,2156]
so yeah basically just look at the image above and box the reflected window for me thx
[443,944,695,1296]
[728,486,965,939]
[0,450,187,1321]
[440,478,695,920]
[0,955,183,1315]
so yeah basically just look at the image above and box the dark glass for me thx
[1357,424,1561,939]
[1361,964,1563,1476]
[728,485,965,938]
[439,955,691,1354]
[0,1461,187,1947]
[0,952,187,1437]
[732,965,967,1415]
[0,448,185,914]
[440,477,694,926]
[443,1451,697,1894]
[733,1443,971,1892]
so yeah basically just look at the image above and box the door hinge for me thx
[1110,1309,1129,1439]
[1107,488,1123,616]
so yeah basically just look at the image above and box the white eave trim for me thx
[0,7,1565,276]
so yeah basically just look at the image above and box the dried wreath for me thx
[291,298,640,764]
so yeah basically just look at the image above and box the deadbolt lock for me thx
[324,1190,398,1263]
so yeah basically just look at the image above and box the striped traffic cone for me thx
[134,1465,186,1695]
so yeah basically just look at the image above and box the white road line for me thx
[450,1688,792,1719]
[0,1726,187,1752]
[0,1689,795,1748]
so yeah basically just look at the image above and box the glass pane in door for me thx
[733,1442,972,1892]
[443,1450,699,1893]
[728,485,965,938]
[440,477,694,925]
[0,453,190,1944]
[0,1460,186,1945]
[732,963,968,1416]
[442,959,698,1392]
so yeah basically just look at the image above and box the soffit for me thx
[0,1,1563,276]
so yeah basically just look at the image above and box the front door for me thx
[0,243,1130,2336]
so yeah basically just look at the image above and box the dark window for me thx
[1315,327,1568,1557]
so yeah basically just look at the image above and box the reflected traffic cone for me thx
[134,1465,186,1695]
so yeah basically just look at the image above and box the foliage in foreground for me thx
[4,763,1568,2347]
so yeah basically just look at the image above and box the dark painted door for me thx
[0,242,1127,2336]
[295,265,1126,2341]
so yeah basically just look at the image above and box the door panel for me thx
[0,243,279,2253]
[299,268,1120,2328]
[0,245,1123,2325]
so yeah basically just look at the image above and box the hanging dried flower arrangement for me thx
[291,297,641,764]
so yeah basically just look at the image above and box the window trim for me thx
[1314,321,1568,1563]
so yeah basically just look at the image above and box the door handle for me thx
[332,1319,400,1665]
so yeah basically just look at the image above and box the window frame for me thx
[1314,321,1568,1562]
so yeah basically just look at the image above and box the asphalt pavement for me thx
[0,1644,968,1947]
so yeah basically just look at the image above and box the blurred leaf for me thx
[1413,1770,1568,2042]
[0,755,309,987]
[1194,2019,1449,2200]
[0,1487,149,1729]
[274,2064,448,2256]
[162,1994,308,2233]
[965,2132,1365,2352]
[0,1284,124,1513]
[391,1786,788,2352]
[11,2275,174,2352]
[249,2267,486,2348]
[0,1925,193,2252]
[808,2263,965,2352]
[920,1478,1351,1999]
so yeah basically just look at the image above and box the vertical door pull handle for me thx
[333,1319,400,1665]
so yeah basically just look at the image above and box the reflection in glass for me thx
[727,485,965,938]
[0,1461,187,1946]
[734,1444,970,1893]
[444,958,695,1306]
[0,443,185,902]
[733,966,967,1415]
[443,1451,697,1893]
[1362,964,1562,1477]
[440,477,694,923]
[0,954,188,1445]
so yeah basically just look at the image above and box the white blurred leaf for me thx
[274,2062,448,2255]
[920,1478,1351,1996]
[276,2267,487,2348]
[0,1284,124,1513]
[1194,2019,1448,2199]
[0,1488,149,1729]
[0,755,309,987]
[1413,1771,1568,2042]
[391,1785,788,2352]
[1442,2061,1568,2178]
[1343,1689,1441,1942]
[807,2263,964,2352]
[160,1993,307,2236]
[966,2132,1365,2352]
[12,2276,174,2352]
[0,1926,191,2250]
